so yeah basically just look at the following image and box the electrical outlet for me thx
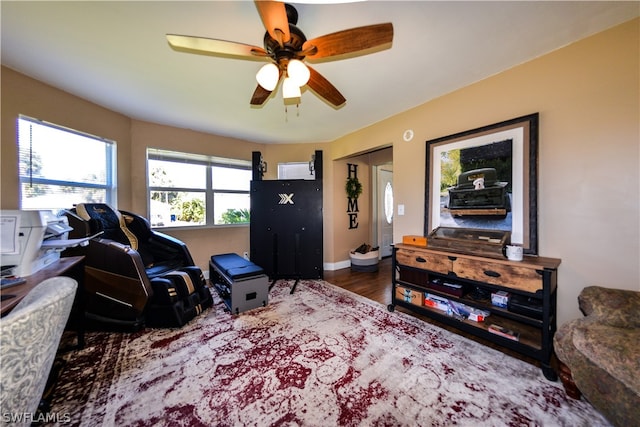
[243,252,249,260]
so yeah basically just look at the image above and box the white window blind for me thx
[17,115,116,211]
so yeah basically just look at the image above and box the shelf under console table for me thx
[388,243,561,381]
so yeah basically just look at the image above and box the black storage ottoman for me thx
[209,253,268,314]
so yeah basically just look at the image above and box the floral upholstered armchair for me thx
[554,286,640,427]
[0,277,77,425]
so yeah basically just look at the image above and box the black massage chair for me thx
[63,203,212,330]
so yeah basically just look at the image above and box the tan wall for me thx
[2,18,638,326]
[259,143,329,181]
[0,68,265,273]
[128,119,265,270]
[250,143,335,265]
[329,18,640,326]
[331,148,393,267]
[334,157,371,264]
[1,67,133,208]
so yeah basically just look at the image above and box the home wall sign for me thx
[346,163,362,229]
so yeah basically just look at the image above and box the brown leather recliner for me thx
[63,203,212,330]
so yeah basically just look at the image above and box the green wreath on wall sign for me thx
[345,177,363,199]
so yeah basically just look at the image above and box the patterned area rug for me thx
[49,280,610,426]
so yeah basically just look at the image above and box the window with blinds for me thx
[147,148,251,227]
[17,115,116,211]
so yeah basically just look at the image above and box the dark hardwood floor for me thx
[324,257,546,370]
[323,257,395,307]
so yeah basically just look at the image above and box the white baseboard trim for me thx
[323,259,351,271]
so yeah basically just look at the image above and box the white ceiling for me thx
[2,1,638,144]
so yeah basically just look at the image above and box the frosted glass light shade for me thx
[282,77,301,99]
[256,63,279,91]
[287,59,310,86]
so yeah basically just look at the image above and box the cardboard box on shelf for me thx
[491,291,510,308]
[402,235,427,247]
[395,286,424,306]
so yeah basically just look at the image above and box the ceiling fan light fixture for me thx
[167,2,392,108]
[282,77,302,99]
[287,59,310,86]
[256,63,279,91]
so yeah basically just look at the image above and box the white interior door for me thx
[377,167,394,257]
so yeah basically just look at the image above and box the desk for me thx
[1,256,84,316]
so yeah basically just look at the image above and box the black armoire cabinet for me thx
[250,151,323,286]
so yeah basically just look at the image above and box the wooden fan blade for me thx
[255,0,290,46]
[302,23,393,60]
[167,34,268,59]
[250,68,283,105]
[306,66,346,107]
[250,84,273,105]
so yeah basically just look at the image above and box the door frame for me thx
[372,163,393,258]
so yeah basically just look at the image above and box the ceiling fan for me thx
[166,1,393,107]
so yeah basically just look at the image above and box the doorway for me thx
[373,163,393,258]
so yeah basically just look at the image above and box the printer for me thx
[1,210,95,277]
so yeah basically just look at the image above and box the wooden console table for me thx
[389,244,561,380]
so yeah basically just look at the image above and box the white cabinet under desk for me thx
[389,243,561,381]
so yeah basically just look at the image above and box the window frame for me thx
[17,115,117,210]
[146,148,252,228]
